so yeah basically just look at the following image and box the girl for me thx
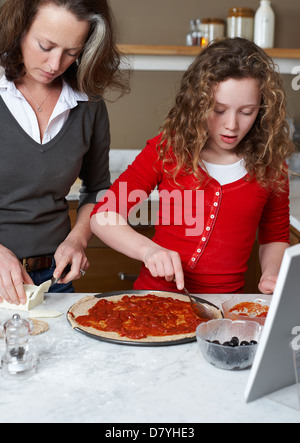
[0,0,128,305]
[90,38,294,296]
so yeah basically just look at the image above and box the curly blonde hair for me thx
[158,38,294,192]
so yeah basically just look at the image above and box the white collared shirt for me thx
[0,70,88,144]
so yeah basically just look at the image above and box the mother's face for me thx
[20,3,90,84]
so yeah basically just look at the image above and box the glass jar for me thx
[201,18,225,46]
[227,7,254,41]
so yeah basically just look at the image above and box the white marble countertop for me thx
[0,292,299,424]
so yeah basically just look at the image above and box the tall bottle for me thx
[254,0,275,48]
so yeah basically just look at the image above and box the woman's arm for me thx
[53,204,93,283]
[90,211,185,290]
[258,242,289,294]
[54,100,111,283]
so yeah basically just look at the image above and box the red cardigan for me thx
[91,135,290,294]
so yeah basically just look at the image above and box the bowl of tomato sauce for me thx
[222,297,270,326]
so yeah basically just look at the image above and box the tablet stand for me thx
[266,340,300,411]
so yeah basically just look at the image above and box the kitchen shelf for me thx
[118,44,300,74]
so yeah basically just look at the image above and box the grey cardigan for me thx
[0,97,111,259]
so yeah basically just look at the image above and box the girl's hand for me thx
[258,275,278,295]
[143,245,184,290]
[0,245,33,305]
[53,236,89,284]
[259,243,288,295]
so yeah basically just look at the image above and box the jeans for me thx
[28,259,75,293]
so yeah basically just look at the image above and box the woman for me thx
[0,0,128,305]
[91,38,294,296]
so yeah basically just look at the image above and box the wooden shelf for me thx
[118,45,300,59]
[266,48,300,59]
[118,45,300,74]
[118,45,203,56]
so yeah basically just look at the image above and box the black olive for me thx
[230,337,239,347]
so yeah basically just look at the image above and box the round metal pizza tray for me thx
[67,290,223,347]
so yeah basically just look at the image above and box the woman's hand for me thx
[0,245,33,305]
[143,245,184,290]
[53,204,93,284]
[53,236,89,284]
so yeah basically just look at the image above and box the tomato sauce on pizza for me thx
[73,294,203,340]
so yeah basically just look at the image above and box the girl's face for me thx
[20,3,90,85]
[206,78,261,160]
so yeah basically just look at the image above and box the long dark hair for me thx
[0,0,129,99]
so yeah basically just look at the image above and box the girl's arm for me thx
[90,211,185,290]
[258,242,289,294]
[90,136,185,289]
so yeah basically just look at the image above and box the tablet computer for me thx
[245,243,300,403]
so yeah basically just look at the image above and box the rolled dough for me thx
[0,280,51,312]
[29,310,63,318]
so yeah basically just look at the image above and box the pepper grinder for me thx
[1,314,37,379]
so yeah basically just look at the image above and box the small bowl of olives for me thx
[196,319,262,371]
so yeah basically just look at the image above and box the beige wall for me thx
[110,0,299,48]
[106,0,300,149]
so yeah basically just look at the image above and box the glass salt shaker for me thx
[0,314,37,379]
[195,19,203,46]
[186,20,199,46]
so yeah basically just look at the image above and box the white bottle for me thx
[254,0,275,48]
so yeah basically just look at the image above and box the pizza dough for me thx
[0,280,51,312]
[30,319,49,335]
[68,292,222,344]
[29,310,63,318]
